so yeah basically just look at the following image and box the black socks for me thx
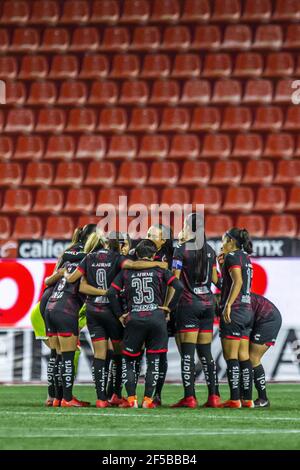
[226,359,240,401]
[47,349,56,399]
[253,364,267,400]
[61,351,75,402]
[93,358,107,401]
[181,343,196,398]
[240,359,253,401]
[54,354,63,400]
[154,352,168,399]
[196,343,219,396]
[145,353,160,399]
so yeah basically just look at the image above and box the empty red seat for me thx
[179,161,210,186]
[64,189,95,214]
[192,25,221,50]
[117,162,148,186]
[76,135,106,159]
[14,136,44,160]
[236,215,266,237]
[192,187,222,214]
[41,28,70,52]
[89,80,118,105]
[121,0,150,23]
[131,26,160,51]
[129,188,158,208]
[205,215,233,238]
[203,54,232,77]
[264,133,294,159]
[267,215,297,238]
[0,57,17,79]
[91,0,119,23]
[138,135,169,159]
[119,81,149,105]
[159,108,190,132]
[223,187,254,213]
[85,161,116,186]
[27,81,57,105]
[44,217,74,238]
[162,26,191,50]
[190,106,221,131]
[67,108,96,132]
[111,54,140,78]
[254,186,286,212]
[45,135,75,160]
[78,216,100,227]
[70,27,99,51]
[0,216,11,239]
[36,109,66,133]
[243,0,271,21]
[61,0,89,23]
[169,135,200,159]
[10,28,39,51]
[102,27,130,51]
[264,53,294,77]
[54,162,84,187]
[202,134,231,158]
[275,160,300,185]
[49,55,78,79]
[142,54,171,78]
[284,24,300,49]
[58,81,87,105]
[0,163,22,186]
[223,25,252,49]
[33,188,64,213]
[222,107,252,131]
[254,25,283,49]
[243,160,274,185]
[13,216,42,239]
[274,79,295,103]
[80,55,109,79]
[172,54,201,78]
[23,162,53,186]
[232,133,263,158]
[212,0,240,21]
[98,108,127,133]
[161,188,190,206]
[151,0,180,22]
[19,55,48,79]
[150,80,179,105]
[5,109,34,133]
[253,107,283,131]
[287,187,300,211]
[182,0,210,22]
[2,189,32,213]
[5,82,26,106]
[181,80,211,104]
[273,0,300,20]
[30,1,59,24]
[212,79,242,104]
[284,107,300,130]
[129,108,158,132]
[0,137,13,161]
[1,1,30,24]
[149,162,179,186]
[107,135,137,159]
[243,79,273,103]
[211,161,242,185]
[234,52,263,77]
[97,188,128,211]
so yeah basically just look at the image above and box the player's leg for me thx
[106,313,125,406]
[92,339,110,407]
[197,331,221,407]
[249,342,270,407]
[238,338,254,407]
[221,338,242,408]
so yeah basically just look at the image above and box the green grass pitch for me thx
[0,384,299,450]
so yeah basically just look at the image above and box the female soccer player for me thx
[219,227,254,408]
[170,213,220,408]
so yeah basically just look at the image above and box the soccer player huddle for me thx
[31,213,282,409]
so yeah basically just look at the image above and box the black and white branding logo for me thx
[18,239,70,259]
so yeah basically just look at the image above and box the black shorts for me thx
[86,303,123,344]
[40,286,54,320]
[250,310,282,346]
[123,309,168,357]
[45,297,81,337]
[219,303,253,340]
[176,295,215,334]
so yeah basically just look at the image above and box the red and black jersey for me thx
[78,249,126,305]
[251,293,281,322]
[220,250,253,309]
[48,260,83,302]
[109,264,182,315]
[172,241,216,305]
[56,242,85,269]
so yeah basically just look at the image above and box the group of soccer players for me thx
[31,214,282,409]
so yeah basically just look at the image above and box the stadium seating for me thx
[44,216,74,239]
[32,189,64,213]
[12,216,42,239]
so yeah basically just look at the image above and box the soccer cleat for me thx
[61,397,90,407]
[220,399,242,408]
[171,396,198,409]
[45,398,54,407]
[96,400,111,408]
[119,395,138,408]
[142,397,157,409]
[241,400,255,408]
[202,394,222,408]
[73,396,90,407]
[52,399,61,407]
[254,398,270,408]
[152,396,162,407]
[108,393,126,407]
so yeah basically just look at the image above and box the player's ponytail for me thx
[185,213,207,284]
[226,227,253,254]
[84,230,106,254]
[79,223,97,244]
